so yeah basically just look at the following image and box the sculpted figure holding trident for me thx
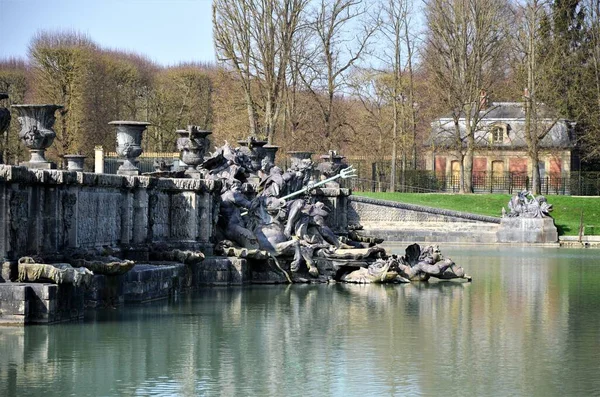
[249,161,357,276]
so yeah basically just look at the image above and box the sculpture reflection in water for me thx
[202,137,471,284]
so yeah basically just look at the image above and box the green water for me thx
[1,246,600,396]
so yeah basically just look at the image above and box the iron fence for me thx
[100,153,600,196]
[104,152,182,175]
[348,167,600,196]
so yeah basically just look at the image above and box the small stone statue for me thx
[504,190,553,218]
[393,243,471,282]
[16,257,93,288]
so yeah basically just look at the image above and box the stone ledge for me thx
[313,187,351,197]
[359,227,499,244]
[349,195,501,224]
[0,283,84,325]
[560,235,600,242]
[0,164,220,193]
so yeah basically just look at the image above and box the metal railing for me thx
[104,152,181,174]
[349,169,600,196]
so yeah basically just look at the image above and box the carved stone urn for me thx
[63,154,86,172]
[12,104,63,168]
[287,151,313,170]
[109,120,150,176]
[263,145,279,165]
[238,136,268,172]
[317,150,347,187]
[0,93,10,164]
[177,126,211,178]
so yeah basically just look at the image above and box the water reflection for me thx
[1,247,600,396]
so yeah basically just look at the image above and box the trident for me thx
[240,165,357,216]
[279,165,358,200]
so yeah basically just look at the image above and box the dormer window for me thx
[490,123,509,144]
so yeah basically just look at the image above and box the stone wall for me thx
[0,165,220,261]
[313,187,351,234]
[348,195,501,243]
[497,217,558,243]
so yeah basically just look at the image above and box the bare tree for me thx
[572,0,600,162]
[213,0,308,144]
[424,0,509,193]
[515,0,563,194]
[298,0,379,151]
[29,31,98,158]
[349,69,392,163]
[374,0,419,191]
[0,58,28,163]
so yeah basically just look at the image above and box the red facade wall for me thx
[473,157,487,184]
[550,157,562,176]
[473,157,487,173]
[435,156,446,176]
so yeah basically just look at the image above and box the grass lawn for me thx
[353,191,600,236]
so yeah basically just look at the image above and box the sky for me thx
[0,0,216,66]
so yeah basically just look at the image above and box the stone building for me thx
[424,102,578,191]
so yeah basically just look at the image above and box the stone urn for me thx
[63,154,86,172]
[177,126,211,178]
[109,120,150,176]
[12,104,63,168]
[263,145,279,165]
[287,151,313,170]
[317,150,348,187]
[0,93,10,164]
[238,136,268,172]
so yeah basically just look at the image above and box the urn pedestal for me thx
[177,126,211,178]
[109,121,150,176]
[496,217,558,243]
[63,154,86,172]
[12,104,63,169]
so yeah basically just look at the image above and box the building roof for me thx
[430,102,575,149]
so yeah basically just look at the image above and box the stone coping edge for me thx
[349,195,501,224]
[0,165,221,192]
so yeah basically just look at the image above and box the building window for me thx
[490,123,509,144]
[491,126,504,143]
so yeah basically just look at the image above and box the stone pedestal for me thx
[0,283,84,325]
[64,154,86,172]
[496,217,558,243]
[19,161,56,169]
[94,146,104,174]
[313,187,351,234]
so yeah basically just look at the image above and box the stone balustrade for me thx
[0,165,221,262]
